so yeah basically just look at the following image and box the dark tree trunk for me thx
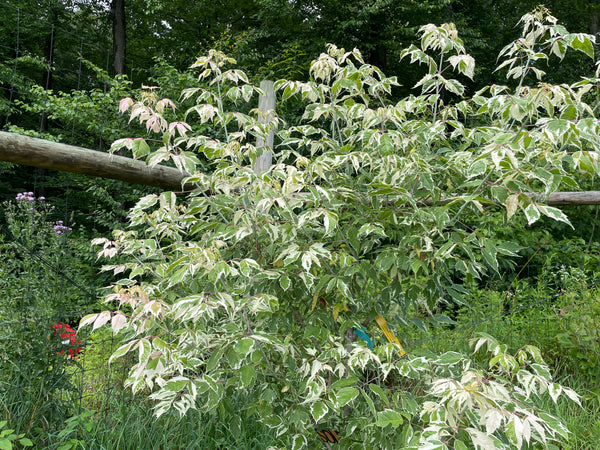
[112,0,126,75]
[591,0,599,34]
[40,9,58,132]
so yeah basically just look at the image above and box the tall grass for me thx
[45,395,280,449]
[407,277,600,449]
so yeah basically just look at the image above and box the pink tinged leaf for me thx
[143,300,163,317]
[119,97,134,113]
[111,313,128,333]
[169,121,192,137]
[157,98,177,113]
[110,138,132,154]
[146,115,160,133]
[93,311,112,330]
[129,105,146,122]
[104,247,118,258]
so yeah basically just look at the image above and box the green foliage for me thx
[54,410,96,450]
[0,420,33,450]
[11,60,133,150]
[0,193,99,440]
[431,272,600,448]
[551,283,600,377]
[51,399,279,449]
[79,11,600,448]
[0,194,97,317]
[451,262,600,380]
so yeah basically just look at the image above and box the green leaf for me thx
[409,317,428,333]
[57,443,75,450]
[551,38,567,59]
[524,204,540,225]
[361,389,376,416]
[310,401,328,422]
[0,438,12,450]
[240,365,257,387]
[279,275,291,291]
[570,33,595,58]
[234,338,254,356]
[437,351,463,365]
[131,138,150,158]
[445,78,465,95]
[330,377,359,390]
[401,424,414,446]
[368,384,390,407]
[206,348,224,372]
[537,205,572,228]
[195,375,223,412]
[208,261,230,285]
[496,241,522,257]
[375,409,404,428]
[454,440,469,450]
[108,340,136,364]
[164,376,189,392]
[135,194,158,210]
[432,314,456,326]
[481,241,499,274]
[560,105,577,120]
[332,387,359,408]
[291,434,307,450]
[323,210,338,235]
[468,160,487,179]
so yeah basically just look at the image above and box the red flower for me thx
[52,322,82,359]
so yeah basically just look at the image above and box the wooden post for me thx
[253,80,276,174]
[0,131,191,191]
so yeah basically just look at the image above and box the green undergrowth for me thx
[402,272,600,449]
[46,396,280,450]
[40,271,600,449]
[541,376,600,450]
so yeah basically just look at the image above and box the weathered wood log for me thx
[544,191,600,206]
[3,130,600,206]
[415,191,600,207]
[0,131,190,190]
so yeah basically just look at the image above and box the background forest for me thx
[3,0,600,207]
[2,0,600,449]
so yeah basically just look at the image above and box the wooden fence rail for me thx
[3,133,600,206]
[0,131,191,190]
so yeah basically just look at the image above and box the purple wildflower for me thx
[16,192,36,202]
[53,223,72,234]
